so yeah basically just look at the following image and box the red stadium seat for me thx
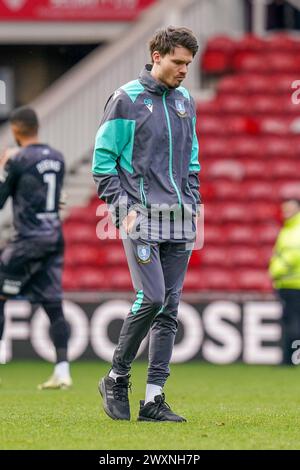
[210,181,241,200]
[266,33,300,51]
[226,116,259,135]
[260,136,296,158]
[256,224,280,244]
[211,202,280,223]
[236,269,272,292]
[271,159,300,179]
[270,74,298,94]
[200,268,237,291]
[257,116,293,135]
[196,99,220,114]
[227,246,261,267]
[258,246,274,268]
[231,137,262,158]
[201,35,235,73]
[217,75,245,94]
[281,97,300,115]
[233,52,269,73]
[202,202,246,223]
[267,52,300,73]
[183,269,207,290]
[63,267,109,291]
[196,115,223,135]
[88,196,105,212]
[64,245,101,268]
[218,95,249,114]
[252,203,281,222]
[197,115,257,135]
[67,206,97,224]
[199,137,232,159]
[233,52,300,74]
[278,181,300,200]
[108,268,132,290]
[204,225,226,244]
[205,35,236,52]
[189,250,202,267]
[78,268,109,291]
[237,74,271,94]
[200,246,229,267]
[204,159,244,180]
[235,34,267,52]
[63,223,98,244]
[220,203,251,223]
[201,51,230,73]
[242,160,268,178]
[218,74,278,96]
[250,95,282,114]
[227,246,273,268]
[100,244,127,266]
[226,225,258,245]
[243,181,278,201]
[63,269,80,291]
[200,182,216,201]
[204,203,227,224]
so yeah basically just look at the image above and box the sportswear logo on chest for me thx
[144,98,153,113]
[175,99,187,118]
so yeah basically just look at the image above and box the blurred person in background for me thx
[93,26,200,422]
[269,199,300,364]
[0,107,72,389]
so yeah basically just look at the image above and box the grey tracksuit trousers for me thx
[112,227,192,387]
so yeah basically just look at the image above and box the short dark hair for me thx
[149,26,198,61]
[9,106,39,137]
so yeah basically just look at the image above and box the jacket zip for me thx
[139,176,147,207]
[162,91,182,208]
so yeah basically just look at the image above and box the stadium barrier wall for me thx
[1,294,288,365]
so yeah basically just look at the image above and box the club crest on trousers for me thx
[137,245,151,263]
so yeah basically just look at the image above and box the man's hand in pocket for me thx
[122,210,138,234]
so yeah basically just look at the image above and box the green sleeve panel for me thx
[177,86,190,101]
[121,79,144,103]
[189,116,201,172]
[92,118,135,175]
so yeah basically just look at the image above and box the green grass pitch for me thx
[0,361,300,450]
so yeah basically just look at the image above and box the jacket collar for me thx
[139,64,171,96]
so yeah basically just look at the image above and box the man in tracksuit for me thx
[93,27,200,422]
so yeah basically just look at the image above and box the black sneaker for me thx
[138,393,186,422]
[99,375,131,420]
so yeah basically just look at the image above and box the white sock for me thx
[108,369,127,380]
[145,384,162,404]
[0,340,6,364]
[54,361,70,379]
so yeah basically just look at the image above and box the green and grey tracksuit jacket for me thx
[92,64,201,235]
